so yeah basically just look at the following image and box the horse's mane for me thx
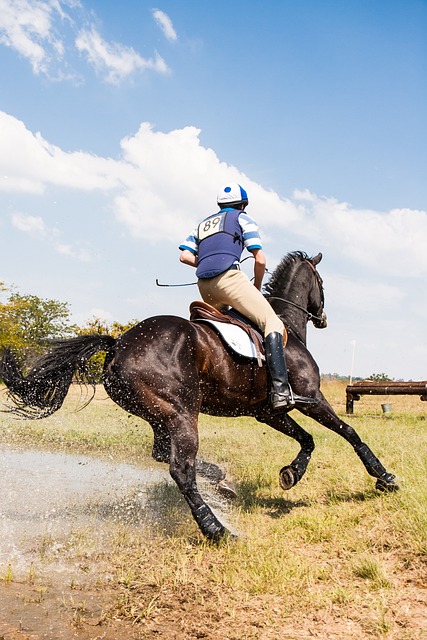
[264,251,311,298]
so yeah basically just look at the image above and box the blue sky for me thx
[0,0,426,380]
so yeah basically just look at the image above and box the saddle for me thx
[189,301,274,367]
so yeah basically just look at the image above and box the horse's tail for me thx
[0,335,116,419]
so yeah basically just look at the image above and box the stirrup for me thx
[292,395,317,406]
[271,387,317,411]
[270,384,295,410]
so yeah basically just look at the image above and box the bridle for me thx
[266,259,326,324]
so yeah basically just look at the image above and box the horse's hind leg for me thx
[195,459,225,483]
[353,442,398,491]
[195,460,237,499]
[151,421,171,463]
[259,413,315,490]
[168,413,229,541]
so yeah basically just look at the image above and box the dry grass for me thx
[0,380,426,639]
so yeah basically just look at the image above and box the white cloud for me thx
[10,209,93,262]
[0,1,170,82]
[0,0,66,74]
[0,111,127,193]
[289,193,427,277]
[152,9,177,42]
[75,26,169,83]
[113,122,305,243]
[11,211,47,234]
[2,110,427,283]
[55,243,92,262]
[89,308,114,320]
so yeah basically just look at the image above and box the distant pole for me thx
[349,340,356,384]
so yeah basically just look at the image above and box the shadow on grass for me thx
[323,487,390,504]
[86,473,390,540]
[233,480,388,519]
[234,480,307,517]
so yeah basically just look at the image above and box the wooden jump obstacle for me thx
[345,380,427,414]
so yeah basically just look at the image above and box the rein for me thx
[266,296,324,323]
[157,255,325,323]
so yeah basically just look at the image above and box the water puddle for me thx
[0,447,234,572]
[0,447,172,574]
[0,447,234,637]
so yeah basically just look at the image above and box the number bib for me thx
[197,213,225,241]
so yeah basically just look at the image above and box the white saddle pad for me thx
[196,319,265,362]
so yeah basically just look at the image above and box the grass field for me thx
[0,380,426,639]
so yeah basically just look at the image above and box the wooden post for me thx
[346,390,354,414]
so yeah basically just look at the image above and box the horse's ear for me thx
[311,252,322,266]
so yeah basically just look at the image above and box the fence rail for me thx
[345,380,427,414]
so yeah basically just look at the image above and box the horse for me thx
[0,251,398,541]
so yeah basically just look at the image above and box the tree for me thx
[78,317,139,338]
[0,283,77,363]
[0,281,140,382]
[77,317,139,381]
[367,373,393,382]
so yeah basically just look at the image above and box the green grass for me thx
[1,380,426,638]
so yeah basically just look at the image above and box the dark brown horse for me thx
[0,252,398,540]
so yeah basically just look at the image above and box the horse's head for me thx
[264,251,327,333]
[307,253,327,329]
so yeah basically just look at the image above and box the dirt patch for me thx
[1,567,427,640]
[0,579,119,640]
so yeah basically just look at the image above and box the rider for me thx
[179,182,316,410]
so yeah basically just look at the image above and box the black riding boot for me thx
[264,332,317,410]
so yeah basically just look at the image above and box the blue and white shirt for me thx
[180,210,262,257]
[180,208,263,278]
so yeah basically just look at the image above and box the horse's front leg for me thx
[151,425,236,499]
[258,412,315,490]
[301,396,399,491]
[168,413,229,541]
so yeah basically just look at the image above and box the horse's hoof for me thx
[376,473,400,492]
[279,465,297,491]
[216,478,238,500]
[221,529,238,543]
[194,504,229,542]
[206,524,231,543]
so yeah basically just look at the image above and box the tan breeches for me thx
[197,269,284,337]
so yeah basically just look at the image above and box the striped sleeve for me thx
[238,213,263,250]
[179,228,198,255]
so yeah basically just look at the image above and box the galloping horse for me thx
[0,252,398,540]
